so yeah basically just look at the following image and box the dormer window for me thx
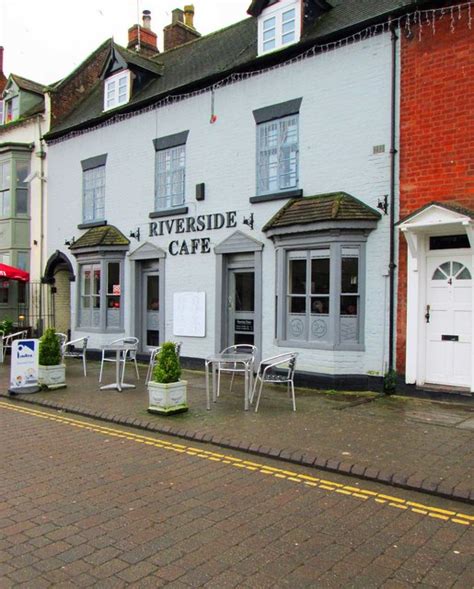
[104,70,131,111]
[258,0,301,55]
[4,96,19,123]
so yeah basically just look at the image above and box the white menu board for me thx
[173,292,206,337]
[10,339,39,391]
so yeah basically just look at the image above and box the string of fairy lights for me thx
[47,1,473,145]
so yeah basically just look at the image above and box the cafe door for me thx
[227,269,255,347]
[142,272,160,351]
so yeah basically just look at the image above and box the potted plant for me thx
[38,328,66,389]
[148,342,188,415]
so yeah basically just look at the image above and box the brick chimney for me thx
[163,5,201,51]
[127,10,159,57]
[0,47,7,95]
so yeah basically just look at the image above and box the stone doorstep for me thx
[2,392,473,506]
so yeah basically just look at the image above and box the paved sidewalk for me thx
[1,360,473,504]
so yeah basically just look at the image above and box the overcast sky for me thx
[0,0,251,85]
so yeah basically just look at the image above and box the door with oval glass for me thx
[228,269,255,346]
[143,272,160,352]
[425,255,472,387]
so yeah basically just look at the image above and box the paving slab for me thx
[1,359,473,503]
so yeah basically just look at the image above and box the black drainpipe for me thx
[388,25,398,373]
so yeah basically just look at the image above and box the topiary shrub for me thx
[39,328,62,366]
[152,342,181,384]
[383,369,397,395]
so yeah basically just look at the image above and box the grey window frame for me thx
[275,234,367,351]
[153,131,189,212]
[81,154,107,224]
[76,252,125,334]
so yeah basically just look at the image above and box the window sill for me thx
[149,206,189,219]
[250,189,303,204]
[78,220,107,230]
[75,327,124,334]
[277,339,365,352]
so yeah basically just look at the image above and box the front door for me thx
[425,255,472,387]
[143,272,160,351]
[228,270,255,347]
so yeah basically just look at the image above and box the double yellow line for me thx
[1,400,473,528]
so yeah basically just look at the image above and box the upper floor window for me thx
[104,71,131,111]
[153,131,189,211]
[257,114,299,195]
[81,154,107,224]
[258,0,301,56]
[0,101,3,125]
[0,161,11,217]
[15,160,29,215]
[4,96,19,123]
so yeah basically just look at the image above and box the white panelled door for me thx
[425,255,472,387]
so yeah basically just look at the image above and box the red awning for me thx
[0,263,30,282]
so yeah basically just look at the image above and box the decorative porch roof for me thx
[263,192,381,232]
[398,201,474,226]
[70,225,130,250]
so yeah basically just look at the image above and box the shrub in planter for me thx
[0,318,14,335]
[38,328,66,388]
[148,342,188,415]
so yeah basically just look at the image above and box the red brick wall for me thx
[49,42,110,129]
[397,12,474,372]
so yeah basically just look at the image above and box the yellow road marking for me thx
[0,400,472,529]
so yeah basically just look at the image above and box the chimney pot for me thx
[142,10,151,29]
[172,9,184,24]
[184,5,195,29]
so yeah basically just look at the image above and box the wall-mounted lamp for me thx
[64,237,75,246]
[242,213,255,231]
[377,195,389,216]
[129,228,141,242]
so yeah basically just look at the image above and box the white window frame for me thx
[0,100,4,125]
[104,70,131,111]
[257,114,299,195]
[82,165,106,223]
[155,144,186,210]
[258,0,301,56]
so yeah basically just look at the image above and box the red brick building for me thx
[398,4,474,393]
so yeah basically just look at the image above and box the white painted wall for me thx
[47,33,394,376]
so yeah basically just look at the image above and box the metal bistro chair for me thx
[62,336,89,376]
[99,337,140,383]
[145,342,182,384]
[0,330,28,362]
[217,344,257,398]
[55,332,68,349]
[251,352,298,413]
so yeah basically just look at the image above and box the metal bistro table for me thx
[100,343,136,392]
[205,352,254,411]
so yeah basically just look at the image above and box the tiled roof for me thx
[70,225,130,250]
[263,192,381,230]
[113,45,164,76]
[47,0,428,139]
[11,74,45,95]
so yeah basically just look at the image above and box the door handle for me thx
[425,304,431,324]
[227,296,233,310]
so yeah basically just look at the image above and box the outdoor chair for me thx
[145,342,182,384]
[55,332,68,348]
[251,352,298,413]
[99,337,140,383]
[0,330,28,362]
[217,344,257,398]
[61,336,88,376]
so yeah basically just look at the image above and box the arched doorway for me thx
[43,251,75,334]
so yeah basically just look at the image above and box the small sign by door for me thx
[235,319,254,332]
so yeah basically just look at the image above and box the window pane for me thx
[16,189,28,214]
[282,9,295,22]
[107,262,120,293]
[311,258,330,294]
[341,257,359,293]
[289,259,306,294]
[340,296,358,316]
[156,144,185,209]
[17,252,28,271]
[289,296,306,314]
[263,17,276,30]
[83,165,105,222]
[0,282,9,304]
[311,297,329,314]
[235,272,255,312]
[282,31,295,44]
[93,267,101,296]
[83,267,91,295]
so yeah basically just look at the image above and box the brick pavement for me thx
[1,360,473,503]
[1,403,473,588]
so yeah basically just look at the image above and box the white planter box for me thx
[38,364,66,388]
[148,380,188,415]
